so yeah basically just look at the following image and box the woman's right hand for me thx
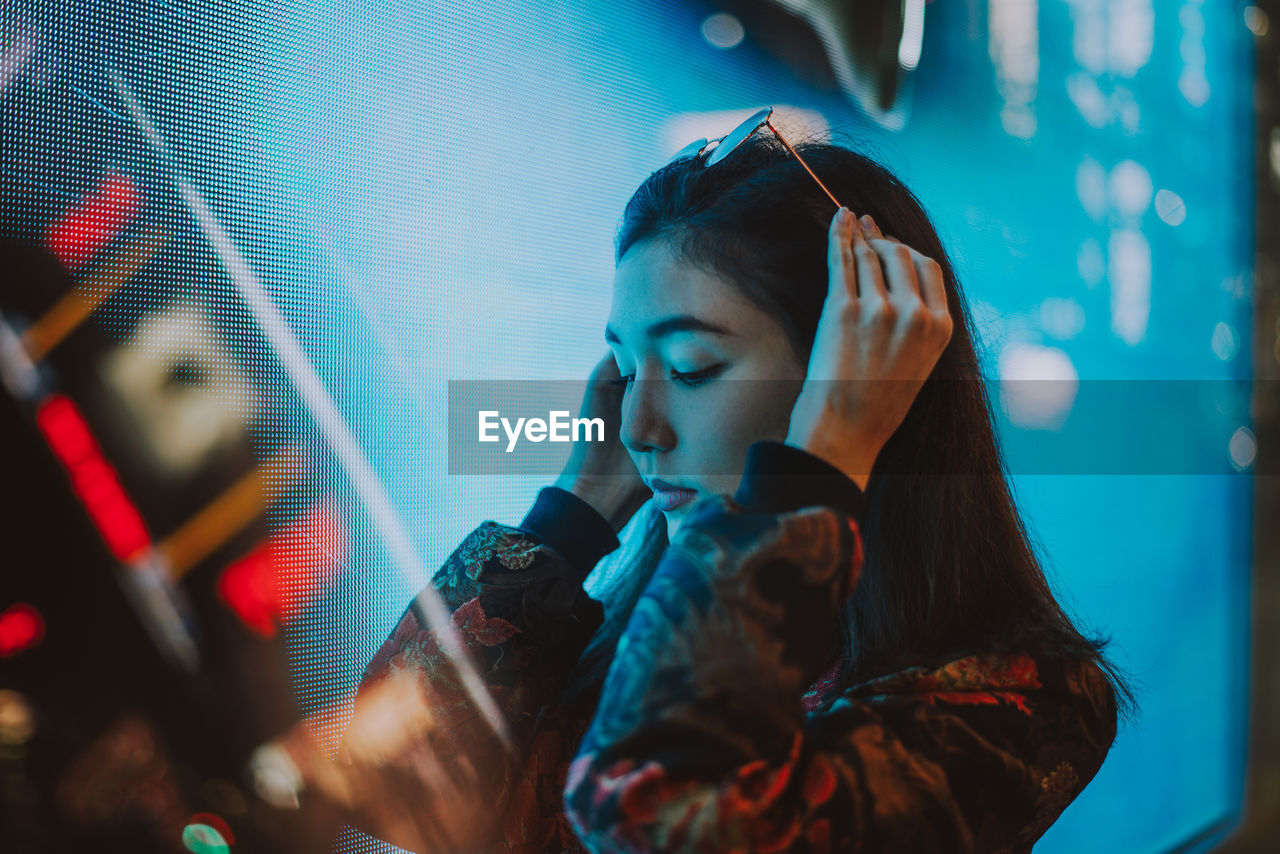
[785,208,953,491]
[554,352,651,533]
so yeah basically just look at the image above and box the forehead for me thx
[607,239,764,341]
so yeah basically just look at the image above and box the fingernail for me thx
[866,215,878,231]
[838,206,850,223]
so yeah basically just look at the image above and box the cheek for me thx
[675,382,792,485]
[716,379,794,444]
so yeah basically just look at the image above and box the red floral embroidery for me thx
[912,653,1042,715]
[805,817,832,854]
[452,597,521,647]
[617,762,701,826]
[802,755,837,807]
[731,732,802,806]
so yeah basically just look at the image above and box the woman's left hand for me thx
[786,208,954,490]
[554,353,651,533]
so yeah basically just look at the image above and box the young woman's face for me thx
[606,238,807,540]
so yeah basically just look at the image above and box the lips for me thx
[645,477,697,511]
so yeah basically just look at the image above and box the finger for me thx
[908,251,948,317]
[882,236,948,317]
[848,213,888,305]
[827,207,856,298]
[866,235,922,309]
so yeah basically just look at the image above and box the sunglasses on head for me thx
[665,106,843,210]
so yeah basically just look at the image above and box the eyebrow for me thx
[604,315,735,345]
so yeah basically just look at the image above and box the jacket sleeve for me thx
[562,441,1118,853]
[335,486,620,852]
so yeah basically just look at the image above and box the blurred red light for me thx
[35,393,151,562]
[216,495,348,638]
[45,170,141,270]
[217,540,277,638]
[0,603,46,657]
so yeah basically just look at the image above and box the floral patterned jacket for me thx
[353,440,1118,853]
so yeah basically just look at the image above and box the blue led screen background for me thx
[0,1,1255,851]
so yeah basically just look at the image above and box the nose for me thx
[619,377,675,455]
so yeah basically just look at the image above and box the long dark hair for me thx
[563,132,1136,722]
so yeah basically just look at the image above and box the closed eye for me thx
[608,365,724,389]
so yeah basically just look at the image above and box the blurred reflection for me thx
[259,667,498,853]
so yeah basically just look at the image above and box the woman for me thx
[316,132,1133,853]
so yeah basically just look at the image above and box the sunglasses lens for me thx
[703,106,774,167]
[666,137,710,166]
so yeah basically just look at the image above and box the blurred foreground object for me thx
[260,667,498,854]
[719,0,922,128]
[0,212,343,850]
